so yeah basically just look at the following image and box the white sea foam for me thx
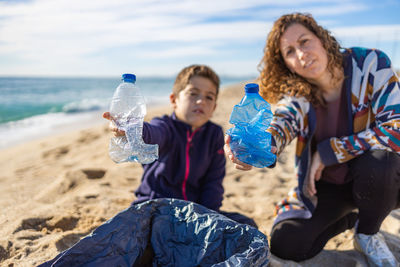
[0,111,104,150]
[62,98,108,113]
[0,96,169,150]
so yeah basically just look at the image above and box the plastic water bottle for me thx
[109,73,158,164]
[226,83,276,168]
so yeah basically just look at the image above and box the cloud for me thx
[333,25,400,42]
[0,0,399,76]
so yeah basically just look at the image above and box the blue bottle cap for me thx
[122,73,136,83]
[245,83,259,93]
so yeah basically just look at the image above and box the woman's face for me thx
[279,23,328,84]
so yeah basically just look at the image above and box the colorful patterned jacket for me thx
[267,47,400,225]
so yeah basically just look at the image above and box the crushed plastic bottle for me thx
[226,83,276,168]
[109,73,158,164]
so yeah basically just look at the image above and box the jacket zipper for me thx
[182,129,198,200]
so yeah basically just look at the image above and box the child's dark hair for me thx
[173,65,220,96]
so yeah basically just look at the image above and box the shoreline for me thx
[0,110,105,151]
[0,102,171,151]
[0,81,245,152]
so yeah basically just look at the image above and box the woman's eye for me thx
[300,39,308,45]
[285,49,293,56]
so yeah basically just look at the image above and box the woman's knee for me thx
[350,151,400,192]
[350,150,400,179]
[351,150,400,211]
[270,220,313,262]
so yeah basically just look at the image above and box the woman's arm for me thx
[267,96,310,156]
[318,49,400,166]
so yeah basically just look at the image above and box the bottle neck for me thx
[245,92,259,97]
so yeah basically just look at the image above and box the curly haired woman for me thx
[225,13,400,266]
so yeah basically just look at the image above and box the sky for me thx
[0,0,400,78]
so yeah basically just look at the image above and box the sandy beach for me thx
[0,82,399,266]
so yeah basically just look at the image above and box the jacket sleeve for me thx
[267,96,310,156]
[318,49,400,165]
[198,127,226,211]
[142,117,171,151]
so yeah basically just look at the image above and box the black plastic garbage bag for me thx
[38,198,269,267]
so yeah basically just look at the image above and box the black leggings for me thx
[270,150,400,262]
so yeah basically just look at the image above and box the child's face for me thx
[170,76,217,130]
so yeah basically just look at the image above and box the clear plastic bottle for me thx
[226,83,276,168]
[109,73,158,164]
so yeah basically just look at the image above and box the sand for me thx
[0,82,399,266]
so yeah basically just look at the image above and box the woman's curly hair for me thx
[258,13,343,106]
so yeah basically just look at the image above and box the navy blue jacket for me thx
[134,113,226,211]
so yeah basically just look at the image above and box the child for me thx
[104,64,256,227]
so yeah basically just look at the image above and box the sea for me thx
[0,75,254,149]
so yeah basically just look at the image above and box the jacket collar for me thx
[171,112,208,134]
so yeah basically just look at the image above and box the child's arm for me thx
[103,112,170,150]
[141,117,171,150]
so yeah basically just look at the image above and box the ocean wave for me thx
[62,99,109,113]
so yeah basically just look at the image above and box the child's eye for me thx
[206,96,215,101]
